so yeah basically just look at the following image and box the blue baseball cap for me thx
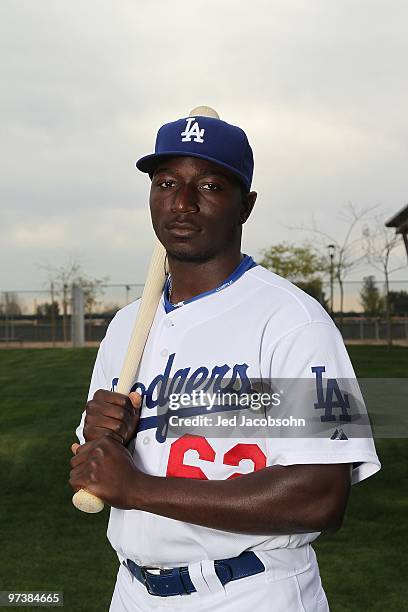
[136,114,254,191]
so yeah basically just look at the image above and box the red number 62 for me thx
[166,435,266,480]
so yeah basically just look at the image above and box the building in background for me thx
[386,204,408,262]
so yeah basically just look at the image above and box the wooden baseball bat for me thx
[72,241,167,513]
[71,105,220,514]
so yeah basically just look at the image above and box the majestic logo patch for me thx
[181,117,205,143]
[331,428,348,440]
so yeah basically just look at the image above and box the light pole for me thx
[63,283,68,344]
[328,244,335,315]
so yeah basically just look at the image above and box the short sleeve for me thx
[266,321,381,485]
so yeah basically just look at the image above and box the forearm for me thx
[132,463,351,535]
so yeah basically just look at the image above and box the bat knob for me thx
[72,489,105,513]
[189,106,220,119]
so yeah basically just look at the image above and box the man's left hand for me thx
[69,437,143,509]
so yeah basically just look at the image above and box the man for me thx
[70,108,380,611]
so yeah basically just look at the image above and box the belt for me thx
[126,551,265,597]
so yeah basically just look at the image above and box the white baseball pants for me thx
[109,546,329,611]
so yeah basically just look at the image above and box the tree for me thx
[0,292,23,343]
[291,203,377,327]
[35,301,60,318]
[260,243,325,281]
[363,217,405,346]
[297,279,327,307]
[100,302,122,315]
[42,260,79,342]
[42,259,109,342]
[388,290,408,316]
[77,277,108,315]
[359,276,384,316]
[260,243,328,306]
[1,292,23,316]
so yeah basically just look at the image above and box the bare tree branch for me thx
[288,204,378,327]
[363,216,405,346]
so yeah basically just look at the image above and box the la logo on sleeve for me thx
[312,365,352,423]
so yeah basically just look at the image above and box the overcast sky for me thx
[1,0,407,300]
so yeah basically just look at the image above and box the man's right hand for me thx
[83,389,141,445]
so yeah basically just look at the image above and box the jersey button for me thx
[142,436,150,445]
[164,319,174,328]
[160,348,169,357]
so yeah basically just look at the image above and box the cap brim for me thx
[135,152,250,191]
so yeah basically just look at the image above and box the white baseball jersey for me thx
[76,258,380,568]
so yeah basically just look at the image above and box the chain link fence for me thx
[0,284,144,347]
[0,279,407,347]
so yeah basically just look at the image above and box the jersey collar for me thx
[163,254,257,314]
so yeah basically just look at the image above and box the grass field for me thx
[0,346,407,611]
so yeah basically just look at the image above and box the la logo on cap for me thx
[181,117,204,143]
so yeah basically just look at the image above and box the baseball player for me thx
[70,108,380,611]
